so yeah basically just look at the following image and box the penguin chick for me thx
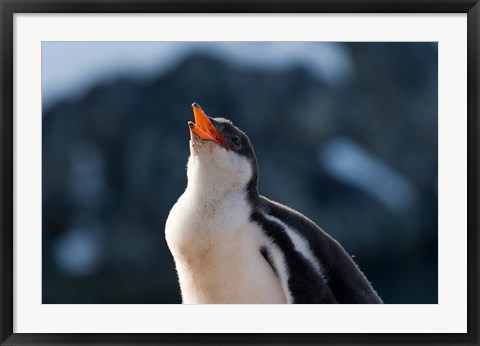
[165,103,383,304]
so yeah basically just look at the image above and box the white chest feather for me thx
[165,188,286,304]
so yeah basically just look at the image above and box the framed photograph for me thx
[1,0,478,345]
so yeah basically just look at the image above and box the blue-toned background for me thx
[42,42,438,303]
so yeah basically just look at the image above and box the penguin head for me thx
[187,103,258,196]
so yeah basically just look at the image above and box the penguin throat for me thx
[187,150,256,200]
[188,170,246,202]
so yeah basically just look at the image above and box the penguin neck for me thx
[186,153,260,206]
[186,171,259,206]
[246,171,260,205]
[187,168,236,206]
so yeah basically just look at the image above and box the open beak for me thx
[188,103,225,145]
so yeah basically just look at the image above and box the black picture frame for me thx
[1,1,478,345]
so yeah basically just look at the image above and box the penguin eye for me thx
[231,136,241,147]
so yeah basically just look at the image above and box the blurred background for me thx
[42,42,438,304]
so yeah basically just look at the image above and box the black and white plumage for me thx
[165,103,382,304]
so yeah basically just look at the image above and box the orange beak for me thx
[188,103,225,145]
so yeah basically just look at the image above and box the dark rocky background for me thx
[42,42,437,304]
